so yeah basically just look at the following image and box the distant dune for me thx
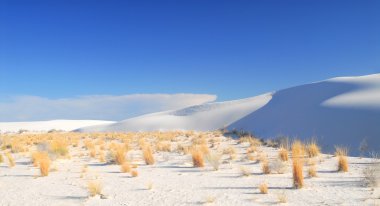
[0,120,115,133]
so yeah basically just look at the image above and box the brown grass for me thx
[114,145,126,165]
[306,140,320,157]
[0,153,3,163]
[292,158,304,188]
[335,147,349,172]
[279,147,289,161]
[191,148,205,167]
[259,182,268,194]
[39,154,51,177]
[142,145,155,165]
[261,159,271,174]
[88,181,102,197]
[120,162,131,173]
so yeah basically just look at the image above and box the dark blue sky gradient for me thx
[1,0,379,100]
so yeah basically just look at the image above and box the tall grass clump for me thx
[50,139,69,158]
[0,153,3,163]
[279,147,289,161]
[306,140,320,157]
[114,145,126,165]
[120,161,131,173]
[335,147,349,172]
[142,145,155,165]
[292,140,304,189]
[191,148,205,167]
[39,153,51,176]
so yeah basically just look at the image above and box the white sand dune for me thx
[229,74,380,154]
[79,74,380,155]
[77,93,272,132]
[0,120,115,133]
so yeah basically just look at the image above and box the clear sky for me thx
[1,0,379,101]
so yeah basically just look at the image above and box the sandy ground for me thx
[0,135,379,206]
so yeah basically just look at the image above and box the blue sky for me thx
[0,0,379,102]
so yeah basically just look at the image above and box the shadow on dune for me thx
[229,81,380,155]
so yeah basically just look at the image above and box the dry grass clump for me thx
[205,152,222,171]
[279,147,289,161]
[192,148,205,168]
[98,151,106,163]
[120,161,131,173]
[39,153,51,177]
[142,145,155,165]
[292,140,304,189]
[114,145,126,165]
[50,139,69,157]
[131,170,139,177]
[277,192,287,203]
[335,147,349,172]
[0,153,3,163]
[156,141,171,152]
[261,159,271,174]
[259,182,268,194]
[240,166,251,177]
[223,146,237,160]
[88,181,103,197]
[308,165,317,177]
[6,152,15,167]
[306,140,320,157]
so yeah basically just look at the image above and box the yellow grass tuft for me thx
[279,147,289,161]
[191,148,205,168]
[335,147,349,172]
[39,153,51,177]
[240,166,251,177]
[120,161,131,173]
[114,145,126,165]
[0,153,3,163]
[292,158,304,189]
[50,139,69,157]
[261,159,271,174]
[131,170,139,177]
[88,181,102,197]
[259,182,268,194]
[306,140,320,157]
[142,145,155,165]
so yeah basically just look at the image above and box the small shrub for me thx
[292,158,304,189]
[259,182,268,194]
[363,153,380,187]
[88,181,102,197]
[114,145,126,165]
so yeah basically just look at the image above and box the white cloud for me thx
[0,94,217,122]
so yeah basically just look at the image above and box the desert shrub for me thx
[259,182,268,194]
[363,153,380,187]
[114,145,126,165]
[205,152,222,171]
[261,159,271,174]
[142,145,155,165]
[49,139,69,157]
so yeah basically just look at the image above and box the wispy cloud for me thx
[0,94,217,122]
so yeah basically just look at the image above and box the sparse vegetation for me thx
[292,140,304,189]
[142,145,155,165]
[240,166,251,177]
[192,148,205,167]
[206,152,222,171]
[335,147,349,172]
[6,152,15,167]
[88,181,103,197]
[259,182,268,194]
